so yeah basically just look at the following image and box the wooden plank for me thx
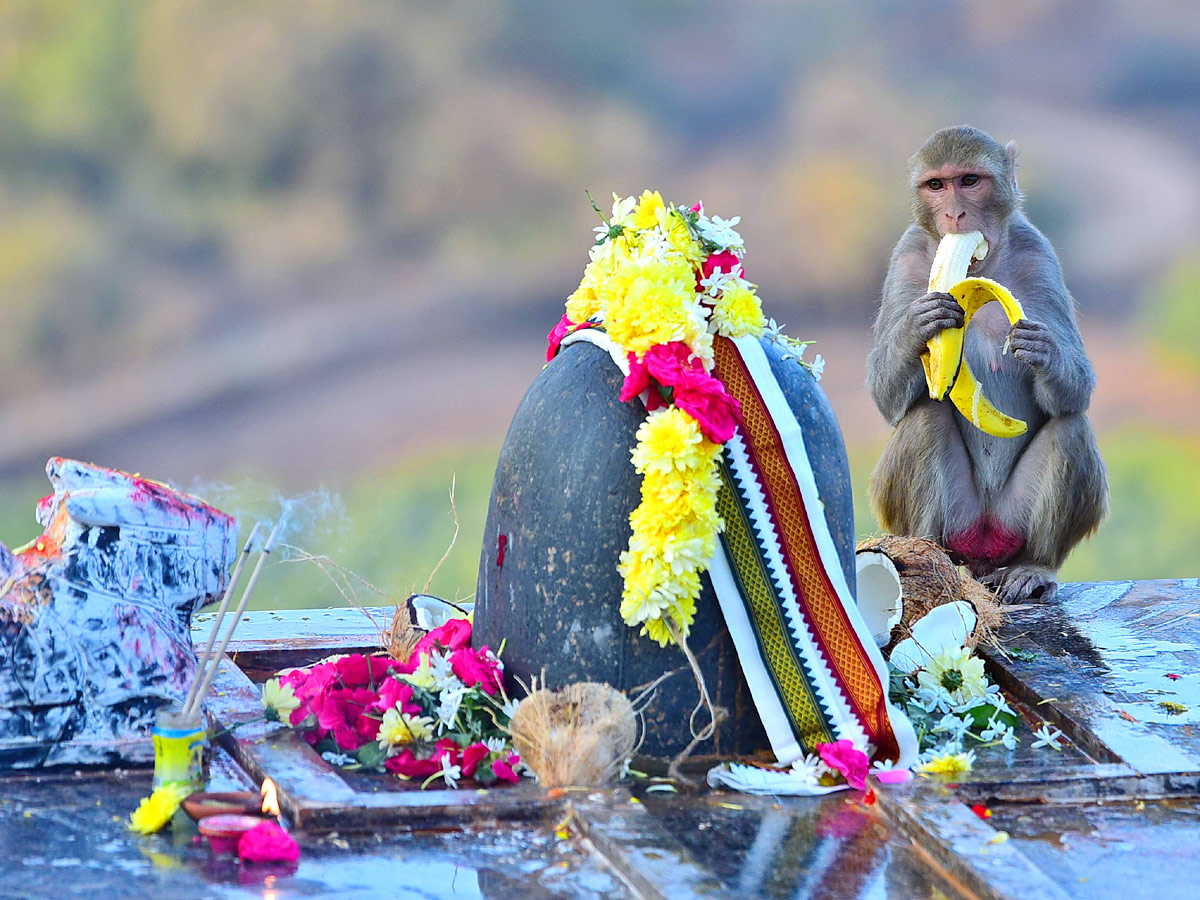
[203,657,559,833]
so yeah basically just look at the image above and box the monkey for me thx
[866,125,1108,603]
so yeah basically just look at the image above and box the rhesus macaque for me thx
[867,126,1108,602]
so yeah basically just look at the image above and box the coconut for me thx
[855,535,1001,653]
[508,681,638,788]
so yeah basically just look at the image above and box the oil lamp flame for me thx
[261,777,280,817]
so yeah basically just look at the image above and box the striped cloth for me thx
[559,329,917,769]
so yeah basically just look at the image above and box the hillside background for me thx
[0,0,1198,609]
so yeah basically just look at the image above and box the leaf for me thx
[1008,647,1038,662]
[355,740,387,771]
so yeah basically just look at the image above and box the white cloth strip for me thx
[729,336,919,768]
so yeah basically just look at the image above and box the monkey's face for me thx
[915,164,1008,258]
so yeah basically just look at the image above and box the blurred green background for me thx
[0,0,1197,609]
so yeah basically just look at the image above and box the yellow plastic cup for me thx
[152,706,207,793]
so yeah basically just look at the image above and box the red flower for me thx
[1167,673,1182,681]
[449,647,503,695]
[492,753,521,784]
[412,618,473,659]
[433,738,461,767]
[689,201,704,214]
[355,713,381,744]
[546,314,574,362]
[460,743,490,779]
[334,654,398,689]
[620,343,706,410]
[971,803,993,819]
[385,749,440,779]
[673,369,741,443]
[238,821,300,864]
[698,250,743,290]
[816,740,869,791]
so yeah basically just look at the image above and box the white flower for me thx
[484,736,507,754]
[696,213,744,251]
[618,757,633,780]
[429,653,461,693]
[321,751,357,767]
[809,354,825,382]
[610,193,636,227]
[932,712,971,748]
[917,649,989,712]
[430,761,462,790]
[435,688,466,734]
[788,753,833,786]
[499,696,520,720]
[698,266,737,298]
[1032,723,1064,751]
[981,715,1018,751]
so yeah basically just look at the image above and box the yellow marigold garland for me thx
[551,191,772,647]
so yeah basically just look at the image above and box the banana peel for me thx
[945,278,1027,437]
[919,231,1029,438]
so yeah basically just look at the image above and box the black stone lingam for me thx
[474,337,856,759]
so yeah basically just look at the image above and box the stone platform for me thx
[0,579,1197,900]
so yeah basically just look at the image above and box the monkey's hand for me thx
[1007,319,1056,371]
[905,291,965,354]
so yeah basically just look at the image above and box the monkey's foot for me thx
[981,565,1058,604]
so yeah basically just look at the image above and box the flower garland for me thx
[547,191,771,647]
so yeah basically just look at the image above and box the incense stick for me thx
[184,519,284,718]
[182,521,268,717]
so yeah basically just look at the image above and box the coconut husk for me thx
[856,535,1002,651]
[508,680,638,788]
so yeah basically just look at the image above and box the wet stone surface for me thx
[638,790,967,899]
[0,761,626,900]
[988,798,1200,900]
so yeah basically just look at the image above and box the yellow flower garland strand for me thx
[561,191,767,646]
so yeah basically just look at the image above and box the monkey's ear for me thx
[1004,141,1020,190]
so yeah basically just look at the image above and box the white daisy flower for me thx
[788,753,833,786]
[435,688,466,734]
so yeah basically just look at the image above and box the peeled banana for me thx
[920,231,1030,438]
[922,231,989,400]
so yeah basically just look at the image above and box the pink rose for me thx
[459,743,490,779]
[412,618,473,659]
[374,676,420,715]
[698,250,744,290]
[492,753,520,784]
[689,201,704,214]
[673,370,741,443]
[385,749,440,779]
[449,647,503,695]
[334,654,398,689]
[238,821,300,864]
[546,314,574,362]
[620,343,704,409]
[817,740,870,791]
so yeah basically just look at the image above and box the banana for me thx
[945,277,1028,438]
[921,231,989,400]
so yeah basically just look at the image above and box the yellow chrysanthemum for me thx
[604,258,705,357]
[260,677,300,721]
[630,408,718,475]
[378,708,435,748]
[711,278,766,338]
[128,784,189,835]
[630,190,666,231]
[657,207,705,266]
[402,654,437,691]
[917,750,976,776]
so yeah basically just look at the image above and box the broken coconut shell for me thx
[855,535,1001,653]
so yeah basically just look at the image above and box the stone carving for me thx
[0,458,236,767]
